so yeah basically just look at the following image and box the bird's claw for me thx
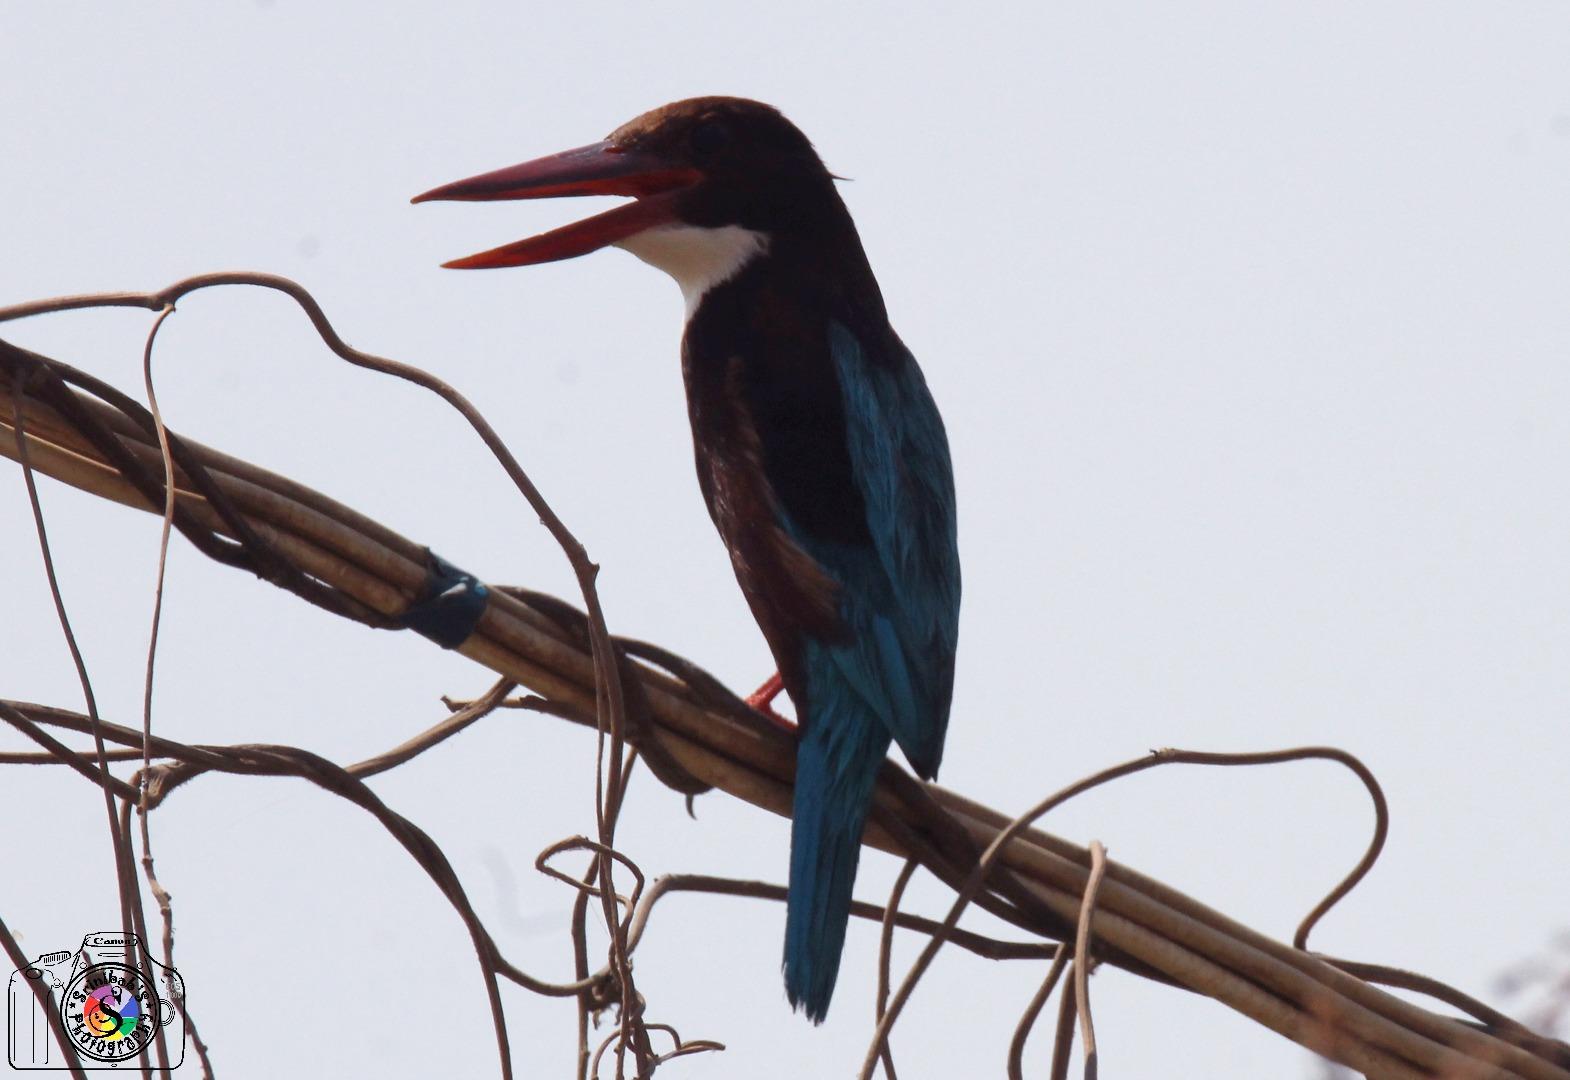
[745,671,796,731]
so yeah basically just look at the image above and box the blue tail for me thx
[783,663,893,1023]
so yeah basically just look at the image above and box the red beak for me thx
[411,140,701,269]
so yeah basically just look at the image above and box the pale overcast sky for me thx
[4,3,1569,1077]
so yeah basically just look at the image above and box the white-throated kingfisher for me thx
[414,97,960,1022]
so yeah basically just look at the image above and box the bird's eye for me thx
[689,118,731,158]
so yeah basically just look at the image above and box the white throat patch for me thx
[615,224,770,317]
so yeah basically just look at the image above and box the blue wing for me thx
[783,321,959,778]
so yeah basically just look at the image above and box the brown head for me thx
[412,96,842,301]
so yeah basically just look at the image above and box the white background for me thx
[3,3,1568,1077]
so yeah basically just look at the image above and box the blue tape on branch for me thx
[403,551,490,648]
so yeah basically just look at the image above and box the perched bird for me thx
[414,97,959,1022]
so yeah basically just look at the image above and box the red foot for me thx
[745,671,795,731]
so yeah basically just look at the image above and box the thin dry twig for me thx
[0,745,151,764]
[1048,963,1078,1080]
[621,872,1053,963]
[1008,944,1071,1080]
[875,860,920,1080]
[1072,842,1107,1080]
[133,303,182,1080]
[10,377,144,941]
[536,837,647,936]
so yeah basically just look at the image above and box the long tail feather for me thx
[783,673,892,1022]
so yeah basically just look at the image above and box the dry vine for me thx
[2,274,1567,1078]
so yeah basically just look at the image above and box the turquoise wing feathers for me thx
[789,321,960,778]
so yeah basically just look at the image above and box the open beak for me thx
[411,139,701,269]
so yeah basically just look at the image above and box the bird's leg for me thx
[745,671,795,731]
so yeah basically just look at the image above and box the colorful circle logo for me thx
[83,981,143,1039]
[63,964,161,1063]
